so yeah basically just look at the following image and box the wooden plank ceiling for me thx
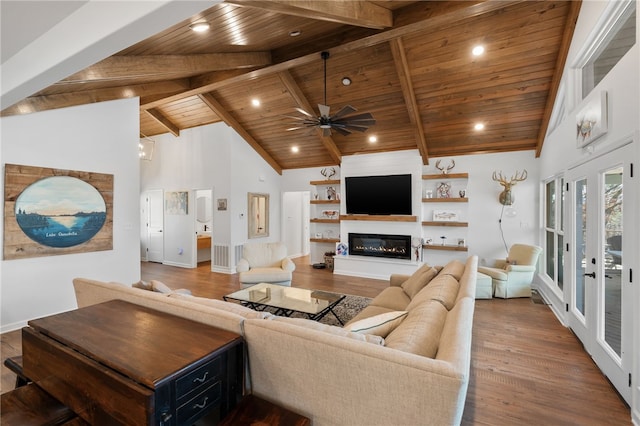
[2,0,581,174]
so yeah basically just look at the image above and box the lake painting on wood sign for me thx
[4,164,114,260]
[15,176,107,248]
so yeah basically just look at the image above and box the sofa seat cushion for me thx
[343,310,408,338]
[400,266,439,299]
[407,274,460,311]
[239,268,292,283]
[384,300,448,358]
[270,316,384,345]
[346,305,396,325]
[370,287,410,311]
[169,293,272,319]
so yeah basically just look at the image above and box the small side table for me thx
[219,395,311,426]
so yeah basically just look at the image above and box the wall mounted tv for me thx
[345,174,412,215]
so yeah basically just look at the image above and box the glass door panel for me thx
[574,178,587,318]
[602,167,623,357]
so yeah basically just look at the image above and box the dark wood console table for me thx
[22,300,243,425]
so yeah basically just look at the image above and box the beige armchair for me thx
[236,242,295,287]
[478,244,542,298]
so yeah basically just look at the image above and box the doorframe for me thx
[564,141,635,404]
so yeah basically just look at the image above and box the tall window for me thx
[581,1,636,98]
[544,176,565,290]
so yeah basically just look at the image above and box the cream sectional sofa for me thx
[73,255,477,425]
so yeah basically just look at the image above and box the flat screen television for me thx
[345,174,412,215]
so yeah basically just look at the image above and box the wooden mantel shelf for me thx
[423,244,468,252]
[340,215,417,222]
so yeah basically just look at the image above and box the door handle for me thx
[584,272,596,278]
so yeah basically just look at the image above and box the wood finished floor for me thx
[1,258,631,425]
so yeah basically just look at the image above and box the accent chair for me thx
[236,242,295,287]
[478,243,542,298]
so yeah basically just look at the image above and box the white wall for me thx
[537,1,639,421]
[282,150,540,272]
[140,122,282,272]
[0,98,141,332]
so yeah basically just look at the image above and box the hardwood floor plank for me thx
[0,258,631,425]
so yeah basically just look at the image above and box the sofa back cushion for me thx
[270,316,385,345]
[243,242,287,268]
[401,266,439,299]
[169,293,272,319]
[438,259,466,281]
[407,274,460,311]
[384,300,448,358]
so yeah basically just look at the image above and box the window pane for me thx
[546,180,556,228]
[560,178,565,231]
[557,234,564,290]
[575,179,587,316]
[582,6,636,98]
[546,231,555,279]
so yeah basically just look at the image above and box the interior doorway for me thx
[282,191,310,258]
[142,189,164,263]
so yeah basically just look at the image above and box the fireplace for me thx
[348,233,411,260]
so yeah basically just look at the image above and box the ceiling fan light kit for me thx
[287,51,375,137]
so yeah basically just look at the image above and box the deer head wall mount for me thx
[435,159,455,174]
[492,170,527,205]
[321,167,336,180]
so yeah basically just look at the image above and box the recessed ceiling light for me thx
[368,135,377,143]
[472,45,485,56]
[190,22,210,33]
[474,123,485,131]
[251,99,260,107]
[342,77,352,86]
[289,30,301,37]
[291,146,299,153]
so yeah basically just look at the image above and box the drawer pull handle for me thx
[193,396,209,409]
[193,371,209,383]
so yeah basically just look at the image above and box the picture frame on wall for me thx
[576,90,608,148]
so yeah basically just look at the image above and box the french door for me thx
[566,144,633,403]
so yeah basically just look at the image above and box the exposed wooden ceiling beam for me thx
[60,52,272,83]
[140,0,523,111]
[277,71,342,165]
[390,38,429,165]
[146,108,180,137]
[56,52,271,85]
[535,0,582,157]
[226,0,393,29]
[1,79,191,117]
[198,92,283,175]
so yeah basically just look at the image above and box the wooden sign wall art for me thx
[3,164,113,260]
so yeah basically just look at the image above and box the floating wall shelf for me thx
[340,215,418,222]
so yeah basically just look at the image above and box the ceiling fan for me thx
[287,51,376,137]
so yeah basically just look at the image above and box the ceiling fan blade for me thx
[318,104,330,117]
[295,107,315,118]
[333,126,351,136]
[341,124,370,132]
[330,105,357,120]
[340,112,375,121]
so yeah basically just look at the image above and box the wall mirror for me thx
[248,192,269,238]
[196,194,212,223]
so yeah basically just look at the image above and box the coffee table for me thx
[224,284,346,325]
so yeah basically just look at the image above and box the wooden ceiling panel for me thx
[4,1,580,171]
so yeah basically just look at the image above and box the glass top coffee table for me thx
[223,283,346,325]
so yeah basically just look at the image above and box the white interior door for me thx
[146,189,164,263]
[566,144,633,404]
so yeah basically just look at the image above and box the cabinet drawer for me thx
[175,357,220,399]
[177,381,221,425]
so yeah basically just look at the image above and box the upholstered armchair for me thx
[236,242,295,287]
[478,244,542,298]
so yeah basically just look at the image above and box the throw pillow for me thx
[150,280,173,294]
[132,280,153,291]
[401,267,438,299]
[343,310,408,338]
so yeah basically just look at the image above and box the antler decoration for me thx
[435,159,455,174]
[321,167,336,180]
[492,169,527,205]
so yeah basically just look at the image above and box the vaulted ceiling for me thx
[1,0,581,174]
